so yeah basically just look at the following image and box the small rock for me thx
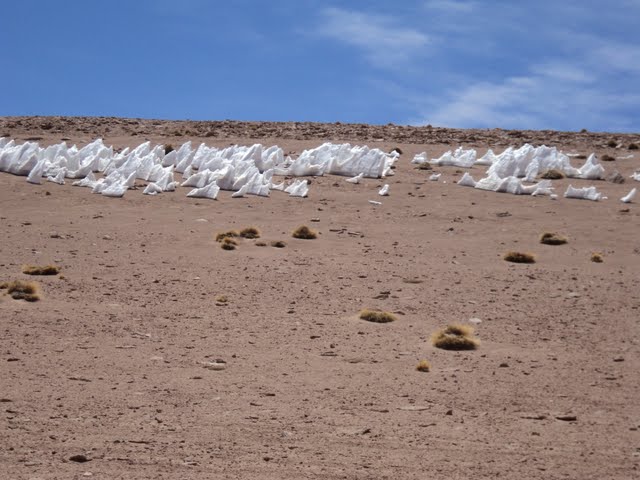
[69,454,90,463]
[555,415,577,422]
[445,409,453,415]
[499,362,509,368]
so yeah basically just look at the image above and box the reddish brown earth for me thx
[1,116,639,479]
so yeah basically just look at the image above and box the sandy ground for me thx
[1,116,639,479]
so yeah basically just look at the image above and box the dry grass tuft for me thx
[415,163,433,170]
[255,241,267,247]
[607,139,618,148]
[221,238,238,250]
[270,240,287,248]
[504,251,536,263]
[416,360,431,372]
[591,252,604,263]
[216,230,239,242]
[629,143,639,150]
[359,309,397,324]
[215,295,228,304]
[164,144,175,155]
[22,264,60,275]
[292,225,317,240]
[431,324,479,351]
[540,232,568,245]
[601,154,616,162]
[540,169,564,180]
[5,280,40,302]
[239,227,260,239]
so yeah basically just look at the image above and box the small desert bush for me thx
[270,240,286,248]
[416,360,431,372]
[607,139,618,148]
[359,309,397,323]
[601,154,615,162]
[215,295,228,303]
[5,280,40,302]
[629,143,639,150]
[591,252,604,263]
[540,232,568,245]
[216,230,239,242]
[504,251,536,263]
[221,238,237,250]
[164,144,175,155]
[540,169,564,180]
[255,241,267,247]
[292,225,317,240]
[431,324,479,351]
[22,264,60,275]
[239,227,260,239]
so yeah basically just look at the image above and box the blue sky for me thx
[1,0,639,132]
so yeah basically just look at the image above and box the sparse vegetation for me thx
[216,230,239,242]
[255,241,267,247]
[540,232,568,245]
[239,227,260,239]
[591,252,604,263]
[292,225,317,240]
[270,240,286,248]
[4,280,40,302]
[431,324,480,351]
[601,154,616,162]
[607,139,618,148]
[415,163,433,170]
[629,143,639,150]
[540,169,564,180]
[215,295,228,304]
[416,360,431,372]
[164,144,174,155]
[22,264,60,275]
[504,251,536,263]
[359,309,397,323]
[221,238,238,250]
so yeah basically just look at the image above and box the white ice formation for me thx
[564,185,604,201]
[378,184,389,196]
[414,143,609,198]
[620,188,637,203]
[0,137,397,200]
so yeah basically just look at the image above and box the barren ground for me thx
[1,117,639,479]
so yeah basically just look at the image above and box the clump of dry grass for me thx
[540,169,564,180]
[416,360,431,372]
[216,230,239,242]
[431,324,479,351]
[629,143,639,150]
[255,241,267,247]
[540,232,568,245]
[239,227,260,239]
[504,251,536,263]
[22,264,60,275]
[359,309,397,323]
[601,154,616,162]
[415,163,433,171]
[591,252,604,263]
[270,240,286,248]
[220,238,238,250]
[215,295,228,304]
[4,280,40,302]
[292,225,317,240]
[607,139,618,148]
[164,144,175,155]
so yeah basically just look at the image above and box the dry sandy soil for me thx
[1,116,639,479]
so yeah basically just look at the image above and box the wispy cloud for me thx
[316,7,431,69]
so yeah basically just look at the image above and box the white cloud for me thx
[316,7,431,68]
